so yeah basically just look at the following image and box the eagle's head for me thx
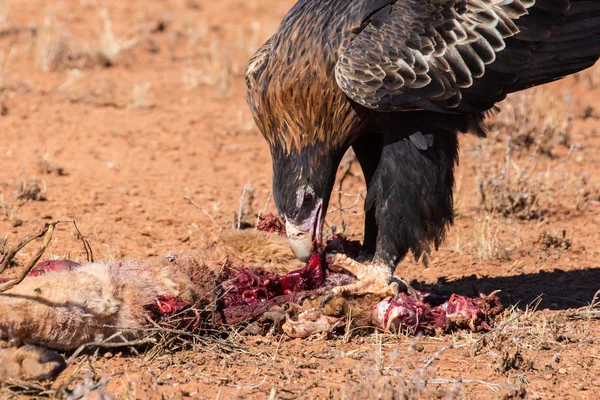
[245,30,367,261]
[269,144,345,261]
[247,70,364,260]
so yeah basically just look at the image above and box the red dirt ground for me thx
[1,0,600,398]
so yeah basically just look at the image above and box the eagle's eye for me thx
[302,192,314,207]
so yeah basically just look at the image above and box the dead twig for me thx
[0,221,58,292]
[0,222,54,275]
[255,190,272,228]
[470,314,521,352]
[0,220,93,291]
[420,344,456,372]
[237,185,248,230]
[66,336,156,364]
[72,219,94,262]
[185,196,222,230]
[0,378,52,397]
[244,381,322,397]
[424,378,502,392]
[327,190,364,216]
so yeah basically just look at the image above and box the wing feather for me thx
[335,0,600,112]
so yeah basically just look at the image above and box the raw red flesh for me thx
[28,260,82,276]
[0,259,82,283]
[222,253,325,307]
[256,214,286,236]
[144,295,201,332]
[152,295,191,315]
[280,253,324,294]
[372,291,503,334]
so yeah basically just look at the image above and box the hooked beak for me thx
[285,202,323,262]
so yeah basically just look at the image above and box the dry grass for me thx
[0,2,6,34]
[569,290,600,324]
[341,339,464,399]
[182,58,200,89]
[537,230,571,252]
[37,152,66,176]
[0,4,598,398]
[205,40,232,98]
[95,8,138,67]
[129,82,151,109]
[0,193,21,227]
[466,298,600,397]
[324,150,366,239]
[232,185,256,230]
[32,11,72,72]
[14,175,46,202]
[0,44,14,83]
[0,4,18,88]
[469,212,511,262]
[182,22,262,98]
[486,89,573,158]
[0,236,7,255]
[477,138,547,220]
[476,135,599,220]
[31,8,139,72]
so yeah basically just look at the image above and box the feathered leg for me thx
[351,133,383,255]
[326,127,458,298]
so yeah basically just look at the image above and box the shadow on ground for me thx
[414,267,600,310]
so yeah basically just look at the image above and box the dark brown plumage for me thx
[246,0,600,297]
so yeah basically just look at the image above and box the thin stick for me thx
[420,344,453,372]
[470,314,521,350]
[255,190,272,228]
[82,337,155,348]
[424,378,502,391]
[327,191,363,216]
[540,292,587,306]
[273,381,320,394]
[0,222,57,292]
[184,196,222,230]
[237,185,248,230]
[589,289,600,309]
[271,333,284,361]
[72,220,93,262]
[0,222,52,275]
[66,337,156,365]
[67,331,127,364]
[335,158,354,229]
[577,336,600,344]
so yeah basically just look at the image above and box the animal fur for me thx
[0,345,66,381]
[214,230,304,273]
[0,230,297,350]
[0,261,196,350]
[0,230,320,381]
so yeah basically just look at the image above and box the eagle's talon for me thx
[324,253,395,298]
[325,253,363,276]
[391,277,417,298]
[400,278,418,298]
[389,279,400,299]
[320,290,337,308]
